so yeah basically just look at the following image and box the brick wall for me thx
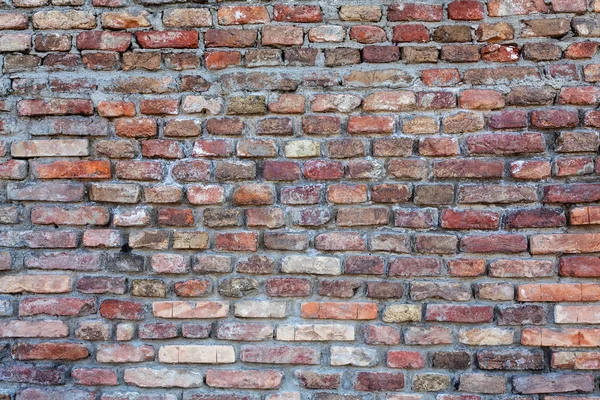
[1,0,600,398]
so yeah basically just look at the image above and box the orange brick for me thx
[300,302,378,320]
[570,206,600,225]
[32,160,111,179]
[530,233,600,254]
[518,283,600,302]
[522,328,600,347]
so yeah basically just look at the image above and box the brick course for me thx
[0,0,600,398]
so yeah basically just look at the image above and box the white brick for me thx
[11,139,88,158]
[159,345,235,363]
[276,324,355,341]
[234,301,286,318]
[281,255,342,275]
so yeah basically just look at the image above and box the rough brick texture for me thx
[0,0,600,398]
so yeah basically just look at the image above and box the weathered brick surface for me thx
[0,0,599,398]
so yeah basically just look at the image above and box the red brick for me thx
[441,44,481,62]
[115,118,157,138]
[434,159,504,179]
[355,371,404,391]
[481,43,519,62]
[265,232,309,251]
[173,160,211,182]
[506,207,566,228]
[77,31,131,51]
[99,300,144,320]
[315,232,366,251]
[206,369,282,389]
[448,259,486,277]
[388,3,443,21]
[0,160,28,180]
[140,99,178,115]
[351,25,388,43]
[96,344,154,363]
[205,51,241,70]
[559,86,600,105]
[157,208,194,227]
[0,365,65,385]
[395,208,437,229]
[364,325,401,345]
[33,160,111,179]
[531,109,579,129]
[141,139,184,159]
[392,24,429,43]
[136,30,198,49]
[72,368,117,386]
[388,159,429,179]
[371,184,411,203]
[327,184,367,204]
[419,137,459,157]
[263,161,301,181]
[510,160,551,180]
[280,185,321,205]
[549,63,579,80]
[448,1,485,20]
[488,110,528,129]
[241,345,318,364]
[553,0,588,13]
[267,277,311,297]
[362,45,400,63]
[12,342,88,361]
[18,99,92,116]
[369,280,406,299]
[296,371,341,389]
[348,115,395,134]
[174,279,211,297]
[262,26,304,46]
[185,185,224,205]
[418,91,456,110]
[274,5,322,22]
[303,115,341,134]
[268,94,305,114]
[560,256,600,277]
[246,207,284,229]
[543,183,600,203]
[467,133,544,155]
[304,160,344,180]
[459,89,505,110]
[422,68,461,86]
[389,257,442,277]
[205,29,257,48]
[218,6,270,25]
[19,297,96,317]
[459,182,535,204]
[98,101,135,117]
[115,160,162,181]
[565,42,598,59]
[426,304,494,323]
[388,351,426,368]
[441,209,500,230]
[216,232,258,252]
[233,184,274,206]
[555,157,594,176]
[461,234,528,253]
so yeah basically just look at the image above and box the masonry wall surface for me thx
[0,0,600,398]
